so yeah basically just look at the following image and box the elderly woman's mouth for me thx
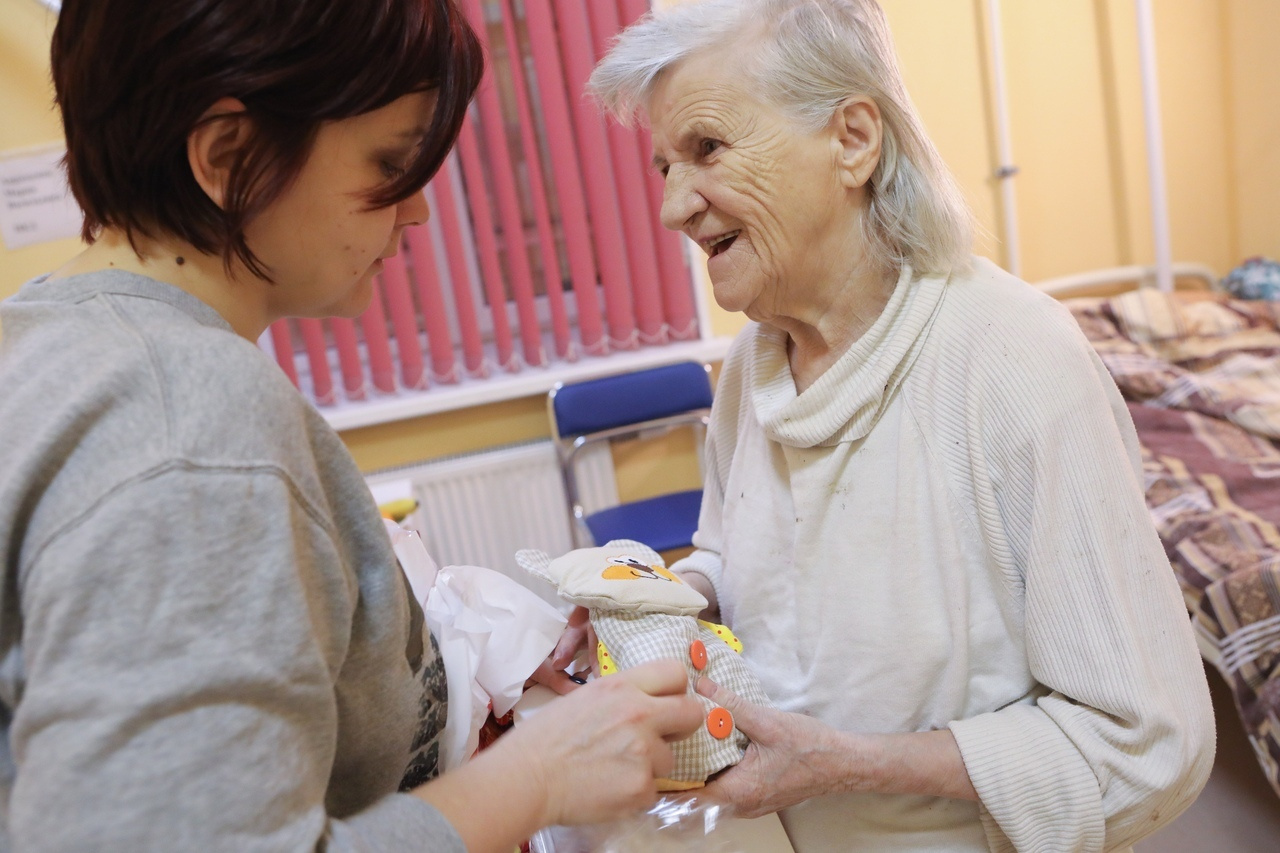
[703,230,741,257]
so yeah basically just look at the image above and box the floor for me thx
[1134,670,1280,852]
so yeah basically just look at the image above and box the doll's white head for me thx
[516,540,708,616]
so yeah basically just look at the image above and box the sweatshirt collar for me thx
[14,269,236,335]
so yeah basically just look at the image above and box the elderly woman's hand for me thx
[549,604,598,675]
[694,676,858,817]
[695,677,979,817]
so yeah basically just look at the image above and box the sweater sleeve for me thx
[947,316,1214,852]
[11,466,464,853]
[669,422,728,605]
[670,336,753,608]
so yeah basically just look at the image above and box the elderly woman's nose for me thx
[659,168,708,231]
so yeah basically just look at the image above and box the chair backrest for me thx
[549,361,714,441]
[547,361,713,549]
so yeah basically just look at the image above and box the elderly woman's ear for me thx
[831,96,882,190]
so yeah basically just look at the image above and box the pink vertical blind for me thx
[618,0,699,340]
[269,0,698,410]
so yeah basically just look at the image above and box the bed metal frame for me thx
[1034,262,1220,300]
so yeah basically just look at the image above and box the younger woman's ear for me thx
[831,96,882,190]
[187,97,252,209]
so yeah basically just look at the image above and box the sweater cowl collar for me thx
[749,264,950,448]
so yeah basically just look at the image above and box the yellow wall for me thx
[695,0,1274,342]
[882,0,1242,284]
[1225,0,1280,262]
[0,0,83,291]
[2,0,1277,475]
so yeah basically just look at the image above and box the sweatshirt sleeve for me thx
[947,311,1215,852]
[11,465,464,853]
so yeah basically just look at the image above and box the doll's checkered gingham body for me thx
[516,540,773,787]
[594,610,771,785]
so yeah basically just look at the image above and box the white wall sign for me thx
[0,143,83,250]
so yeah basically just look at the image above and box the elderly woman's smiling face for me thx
[648,47,876,324]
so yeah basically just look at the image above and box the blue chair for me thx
[548,361,713,553]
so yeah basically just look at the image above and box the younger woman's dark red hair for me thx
[52,0,484,278]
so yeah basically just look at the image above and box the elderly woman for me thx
[585,0,1215,850]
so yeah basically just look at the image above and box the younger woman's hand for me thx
[499,658,704,828]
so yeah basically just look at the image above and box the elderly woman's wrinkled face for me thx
[648,49,867,321]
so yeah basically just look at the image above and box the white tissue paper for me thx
[384,520,567,770]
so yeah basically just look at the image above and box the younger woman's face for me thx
[245,91,434,320]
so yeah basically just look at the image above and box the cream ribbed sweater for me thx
[672,258,1214,852]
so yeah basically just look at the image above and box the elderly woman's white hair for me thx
[589,0,973,278]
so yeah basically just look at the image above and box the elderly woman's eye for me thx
[699,139,723,157]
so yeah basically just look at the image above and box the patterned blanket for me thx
[1066,289,1280,797]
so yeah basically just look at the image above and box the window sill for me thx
[325,336,735,432]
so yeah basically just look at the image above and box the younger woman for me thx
[0,1,702,850]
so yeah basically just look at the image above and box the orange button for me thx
[689,639,708,671]
[706,707,733,739]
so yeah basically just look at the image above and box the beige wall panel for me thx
[881,0,1001,264]
[1154,0,1235,273]
[1000,0,1124,281]
[1226,0,1280,262]
[0,0,82,299]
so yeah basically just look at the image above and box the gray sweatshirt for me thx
[0,271,463,851]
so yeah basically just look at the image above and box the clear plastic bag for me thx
[530,797,747,853]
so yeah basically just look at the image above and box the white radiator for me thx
[366,440,616,607]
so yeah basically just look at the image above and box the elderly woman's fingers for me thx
[696,676,770,740]
[550,605,591,669]
[697,732,807,819]
[586,620,600,676]
[697,754,772,818]
[695,675,721,700]
[527,658,582,695]
[697,677,859,817]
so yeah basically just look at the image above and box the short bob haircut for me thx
[589,0,973,278]
[52,0,484,279]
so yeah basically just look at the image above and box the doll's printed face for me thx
[515,543,708,614]
[601,555,684,584]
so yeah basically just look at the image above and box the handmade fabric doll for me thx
[516,540,771,791]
